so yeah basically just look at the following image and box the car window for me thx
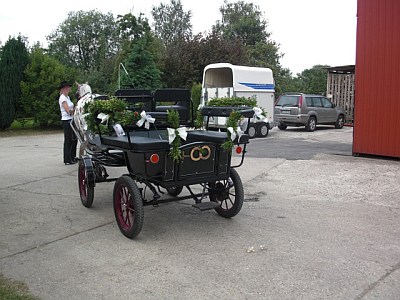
[312,97,323,107]
[321,97,333,108]
[276,95,299,107]
[306,97,313,107]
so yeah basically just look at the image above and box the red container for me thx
[353,0,400,158]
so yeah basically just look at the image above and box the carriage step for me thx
[192,202,220,211]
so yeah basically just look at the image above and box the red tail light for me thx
[236,146,243,154]
[298,95,303,108]
[149,154,159,164]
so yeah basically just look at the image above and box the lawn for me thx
[0,273,39,300]
[0,119,61,137]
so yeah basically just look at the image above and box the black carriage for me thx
[73,88,253,238]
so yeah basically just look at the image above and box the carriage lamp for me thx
[149,154,160,164]
[235,146,243,154]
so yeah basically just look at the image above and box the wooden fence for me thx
[326,65,355,124]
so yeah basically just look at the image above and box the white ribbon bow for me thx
[136,111,155,129]
[167,127,188,144]
[97,113,109,124]
[252,107,268,123]
[227,126,244,142]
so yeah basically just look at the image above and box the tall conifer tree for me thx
[0,36,29,130]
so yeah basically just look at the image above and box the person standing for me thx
[58,81,77,165]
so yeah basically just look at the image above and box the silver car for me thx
[274,93,345,132]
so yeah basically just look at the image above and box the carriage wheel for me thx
[113,176,144,239]
[209,168,244,218]
[78,157,94,208]
[166,186,183,197]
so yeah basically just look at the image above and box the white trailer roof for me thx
[202,63,274,92]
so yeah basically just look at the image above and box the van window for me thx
[276,95,299,107]
[313,97,323,107]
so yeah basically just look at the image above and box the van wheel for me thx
[335,115,344,129]
[257,123,269,137]
[248,124,257,139]
[305,117,316,132]
[278,124,287,130]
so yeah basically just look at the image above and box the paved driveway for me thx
[0,127,399,299]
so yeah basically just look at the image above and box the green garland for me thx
[167,109,183,162]
[222,111,243,151]
[196,96,254,150]
[207,96,257,107]
[196,96,259,129]
[84,98,142,134]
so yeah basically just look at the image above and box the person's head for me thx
[58,81,72,93]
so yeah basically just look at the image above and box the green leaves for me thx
[0,36,29,130]
[84,98,141,134]
[121,35,162,90]
[214,1,269,46]
[151,0,192,45]
[207,97,257,108]
[222,110,242,151]
[20,47,73,128]
[167,109,183,162]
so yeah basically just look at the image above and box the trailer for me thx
[201,63,275,138]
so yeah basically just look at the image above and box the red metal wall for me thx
[353,0,400,158]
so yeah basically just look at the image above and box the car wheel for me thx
[305,117,316,132]
[248,124,256,139]
[278,124,287,130]
[335,115,344,129]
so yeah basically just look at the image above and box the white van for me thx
[201,63,275,138]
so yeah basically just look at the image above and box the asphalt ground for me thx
[0,126,399,299]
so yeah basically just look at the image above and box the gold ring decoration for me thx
[189,145,211,161]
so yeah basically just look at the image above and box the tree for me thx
[121,35,162,90]
[0,36,29,130]
[47,10,120,72]
[275,71,302,96]
[151,0,192,45]
[159,32,247,88]
[213,0,269,46]
[296,65,330,95]
[20,46,75,127]
[213,1,290,94]
[117,12,150,42]
[113,12,163,92]
[151,0,193,88]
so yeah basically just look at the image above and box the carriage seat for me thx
[101,134,170,151]
[186,130,250,144]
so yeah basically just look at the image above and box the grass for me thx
[0,119,62,137]
[0,273,39,300]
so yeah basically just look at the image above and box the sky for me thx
[0,0,357,75]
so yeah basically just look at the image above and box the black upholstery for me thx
[154,89,191,123]
[114,89,153,112]
[201,106,254,118]
[101,134,170,151]
[186,130,250,144]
